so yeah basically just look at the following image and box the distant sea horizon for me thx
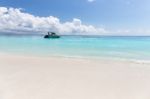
[1,32,150,37]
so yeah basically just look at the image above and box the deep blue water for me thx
[0,35,150,61]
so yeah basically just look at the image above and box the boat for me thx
[44,32,60,39]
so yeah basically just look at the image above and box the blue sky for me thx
[0,0,150,35]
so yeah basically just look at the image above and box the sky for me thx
[0,0,150,35]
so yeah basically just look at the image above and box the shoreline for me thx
[1,51,150,64]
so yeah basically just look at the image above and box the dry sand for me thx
[0,53,150,99]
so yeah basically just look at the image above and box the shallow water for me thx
[0,35,150,61]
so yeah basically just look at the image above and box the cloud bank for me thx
[87,0,96,3]
[0,7,106,35]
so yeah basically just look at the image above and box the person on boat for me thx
[48,32,50,35]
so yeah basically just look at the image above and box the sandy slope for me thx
[0,53,150,99]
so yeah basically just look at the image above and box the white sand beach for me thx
[0,53,150,99]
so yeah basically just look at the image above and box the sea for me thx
[0,34,150,62]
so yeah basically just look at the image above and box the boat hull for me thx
[44,35,60,39]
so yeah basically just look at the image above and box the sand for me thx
[0,52,150,99]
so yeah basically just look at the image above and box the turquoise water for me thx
[0,35,150,61]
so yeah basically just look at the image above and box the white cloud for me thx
[0,7,106,35]
[1,7,150,36]
[87,0,96,3]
